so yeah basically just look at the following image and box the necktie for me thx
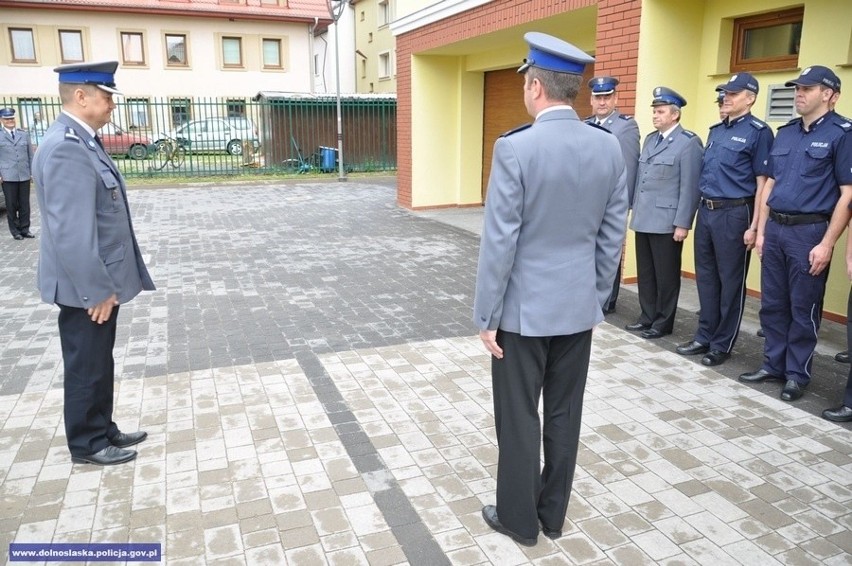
[94,135,105,150]
[10,130,14,140]
[655,134,664,147]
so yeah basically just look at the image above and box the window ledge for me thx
[707,67,800,79]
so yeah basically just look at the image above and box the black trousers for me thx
[2,179,31,237]
[635,231,683,333]
[58,304,121,457]
[845,288,852,408]
[492,329,592,539]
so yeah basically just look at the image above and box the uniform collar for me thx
[802,111,832,132]
[61,110,96,138]
[723,113,749,128]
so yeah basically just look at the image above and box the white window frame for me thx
[378,50,391,79]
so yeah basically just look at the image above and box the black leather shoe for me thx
[701,350,730,366]
[822,405,852,422]
[781,380,804,402]
[738,369,781,383]
[482,505,537,546]
[603,305,616,314]
[625,322,650,332]
[109,430,148,448]
[640,328,668,339]
[72,445,137,465]
[835,351,850,364]
[676,341,709,355]
[13,234,23,240]
[541,524,562,540]
[20,232,35,238]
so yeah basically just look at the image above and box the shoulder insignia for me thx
[63,127,80,141]
[584,115,595,123]
[680,129,697,138]
[833,115,851,130]
[749,119,767,130]
[778,117,800,129]
[709,121,724,130]
[500,123,532,137]
[587,122,611,133]
[618,114,633,120]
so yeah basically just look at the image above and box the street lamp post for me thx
[328,0,348,182]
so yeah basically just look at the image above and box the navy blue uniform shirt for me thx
[699,113,773,199]
[767,111,852,215]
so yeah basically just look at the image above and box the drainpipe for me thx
[309,17,319,94]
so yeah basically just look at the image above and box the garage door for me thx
[481,66,596,201]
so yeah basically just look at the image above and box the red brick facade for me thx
[395,0,642,208]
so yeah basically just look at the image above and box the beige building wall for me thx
[353,0,398,93]
[1,9,316,98]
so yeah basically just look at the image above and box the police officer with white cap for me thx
[474,32,627,546]
[740,65,852,402]
[676,73,774,366]
[585,76,640,313]
[32,61,154,465]
[626,87,703,339]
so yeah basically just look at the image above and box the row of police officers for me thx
[592,66,852,418]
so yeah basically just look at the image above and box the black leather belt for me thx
[769,210,830,225]
[700,197,753,210]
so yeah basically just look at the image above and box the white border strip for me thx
[390,0,493,36]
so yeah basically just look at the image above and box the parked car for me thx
[97,122,152,160]
[158,118,259,156]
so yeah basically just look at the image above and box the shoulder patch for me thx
[500,123,532,137]
[680,129,697,138]
[587,122,611,133]
[833,115,851,130]
[63,127,80,141]
[618,114,633,121]
[749,119,767,130]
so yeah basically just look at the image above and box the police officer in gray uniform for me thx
[0,107,35,240]
[33,61,154,466]
[474,32,627,546]
[585,76,640,313]
[626,87,703,339]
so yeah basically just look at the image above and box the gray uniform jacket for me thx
[630,125,703,234]
[0,127,33,181]
[473,108,629,337]
[585,110,640,204]
[33,113,155,309]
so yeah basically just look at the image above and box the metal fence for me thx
[1,93,397,178]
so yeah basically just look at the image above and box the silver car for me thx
[159,118,259,155]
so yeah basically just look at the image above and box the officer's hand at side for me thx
[672,227,689,242]
[479,330,503,359]
[755,234,765,258]
[808,243,832,276]
[743,229,756,250]
[88,294,119,324]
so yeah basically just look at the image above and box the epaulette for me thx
[709,121,724,130]
[618,114,634,121]
[680,129,697,138]
[584,115,595,123]
[832,115,851,130]
[500,123,532,137]
[749,119,767,130]
[587,122,611,133]
[778,117,800,129]
[64,127,80,141]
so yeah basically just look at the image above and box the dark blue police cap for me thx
[589,76,620,95]
[785,65,841,92]
[0,108,15,118]
[53,61,121,95]
[716,72,759,94]
[651,86,687,108]
[517,32,594,75]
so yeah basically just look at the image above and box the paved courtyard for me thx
[0,179,850,565]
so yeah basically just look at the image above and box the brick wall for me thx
[396,0,642,208]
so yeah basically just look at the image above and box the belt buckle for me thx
[706,199,716,210]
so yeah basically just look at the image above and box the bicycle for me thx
[150,136,187,171]
[281,135,319,174]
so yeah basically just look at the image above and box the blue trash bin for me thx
[319,146,338,172]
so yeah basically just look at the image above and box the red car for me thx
[97,122,152,160]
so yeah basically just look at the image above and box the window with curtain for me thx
[262,38,282,69]
[222,37,242,67]
[120,32,145,65]
[125,98,150,128]
[59,30,84,63]
[165,34,188,66]
[9,28,36,62]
